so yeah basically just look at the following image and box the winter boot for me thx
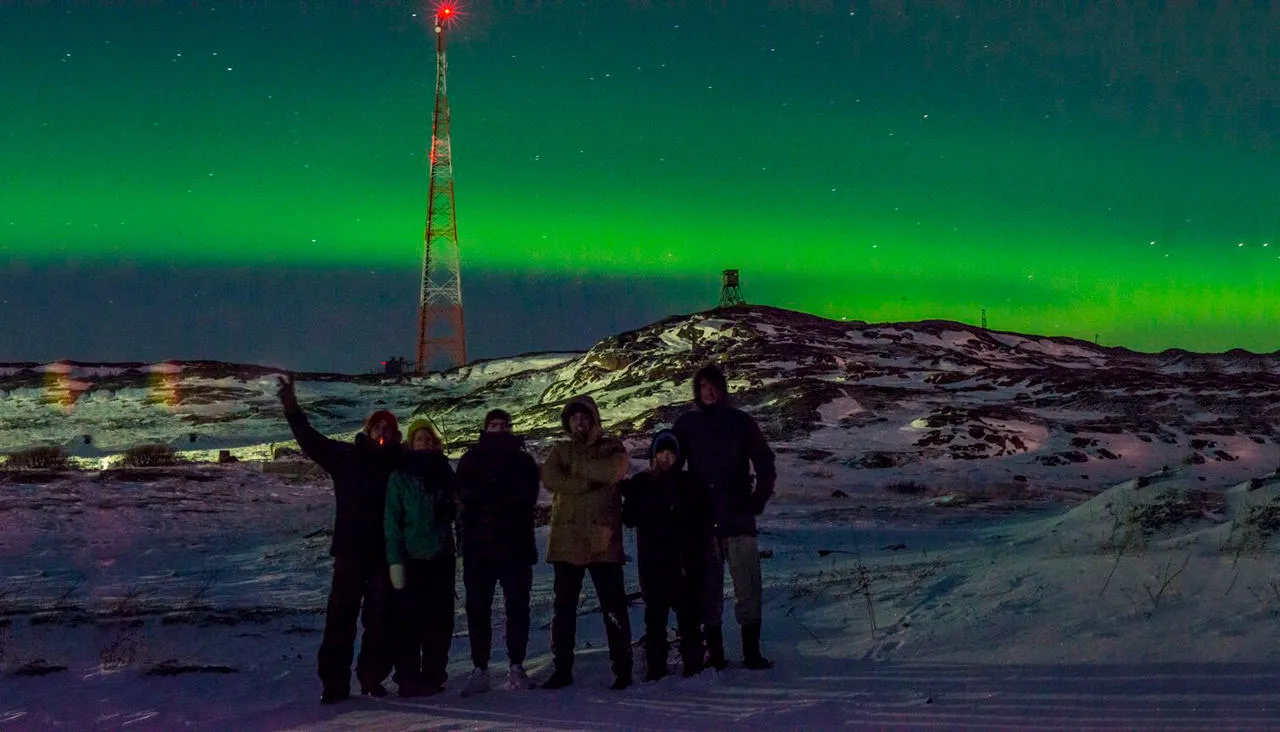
[680,636,705,677]
[609,670,633,691]
[645,640,669,682]
[359,670,389,698]
[320,687,350,705]
[645,662,669,682]
[461,667,491,698]
[507,664,535,690]
[681,640,705,678]
[704,625,728,671]
[741,623,774,670]
[397,678,443,698]
[542,667,574,690]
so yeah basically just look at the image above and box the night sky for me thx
[4,1,1278,371]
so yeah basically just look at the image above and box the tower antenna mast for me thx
[414,2,467,373]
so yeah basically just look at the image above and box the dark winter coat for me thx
[456,431,541,566]
[672,364,777,537]
[541,395,629,566]
[285,408,447,565]
[621,467,712,582]
[384,455,458,564]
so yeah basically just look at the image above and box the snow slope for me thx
[2,462,1278,729]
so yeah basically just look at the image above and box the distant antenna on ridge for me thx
[981,308,988,330]
[716,270,747,307]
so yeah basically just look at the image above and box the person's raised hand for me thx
[276,373,300,413]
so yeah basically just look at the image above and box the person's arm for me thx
[541,445,604,496]
[568,441,629,484]
[620,476,638,528]
[277,374,346,473]
[384,473,407,568]
[692,475,714,529]
[521,453,542,511]
[437,464,459,524]
[671,413,692,472]
[745,416,777,514]
[451,455,469,557]
[455,452,476,503]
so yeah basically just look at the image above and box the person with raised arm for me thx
[276,374,447,703]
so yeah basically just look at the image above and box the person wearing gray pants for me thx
[673,363,777,671]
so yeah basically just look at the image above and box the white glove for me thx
[389,563,406,590]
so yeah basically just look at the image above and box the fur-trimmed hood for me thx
[560,395,603,442]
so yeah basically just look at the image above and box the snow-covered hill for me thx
[4,306,1276,489]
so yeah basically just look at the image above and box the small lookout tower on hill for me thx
[719,269,745,308]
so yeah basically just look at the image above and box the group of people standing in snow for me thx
[277,363,776,704]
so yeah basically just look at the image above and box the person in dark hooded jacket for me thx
[455,408,540,697]
[672,363,777,671]
[276,374,452,704]
[620,430,711,681]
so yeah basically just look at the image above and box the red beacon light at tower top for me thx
[434,2,460,26]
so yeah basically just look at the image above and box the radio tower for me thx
[415,2,467,374]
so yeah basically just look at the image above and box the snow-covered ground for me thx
[2,456,1278,729]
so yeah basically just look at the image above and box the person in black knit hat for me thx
[620,430,712,681]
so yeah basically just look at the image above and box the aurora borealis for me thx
[3,1,1277,370]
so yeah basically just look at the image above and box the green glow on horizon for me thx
[2,2,1276,353]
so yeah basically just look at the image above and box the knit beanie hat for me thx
[650,429,680,461]
[405,417,445,449]
[484,408,512,427]
[364,410,399,434]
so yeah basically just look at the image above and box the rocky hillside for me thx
[3,306,1277,486]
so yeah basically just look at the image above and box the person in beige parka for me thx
[539,395,634,691]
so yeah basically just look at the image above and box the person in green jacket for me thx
[384,418,458,697]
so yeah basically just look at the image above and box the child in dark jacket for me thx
[620,430,712,680]
[384,418,457,697]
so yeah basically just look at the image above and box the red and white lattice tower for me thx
[415,2,466,373]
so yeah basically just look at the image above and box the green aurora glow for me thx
[3,2,1277,353]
